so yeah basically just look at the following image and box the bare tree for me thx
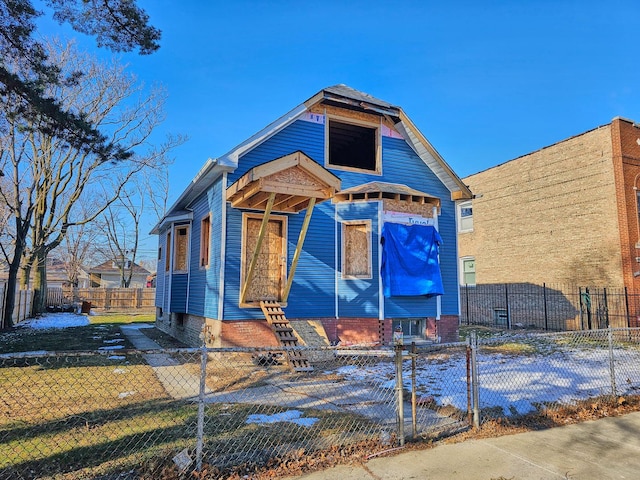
[98,186,143,288]
[0,39,182,325]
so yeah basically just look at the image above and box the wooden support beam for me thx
[239,192,276,304]
[282,197,315,302]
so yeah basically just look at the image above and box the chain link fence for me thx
[2,328,640,479]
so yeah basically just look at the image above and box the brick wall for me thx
[318,317,393,345]
[612,118,640,299]
[425,315,459,343]
[155,310,204,346]
[460,122,623,286]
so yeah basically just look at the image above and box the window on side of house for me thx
[458,200,473,232]
[342,220,372,279]
[461,257,476,285]
[165,231,171,272]
[200,215,211,268]
[327,118,380,173]
[173,225,189,273]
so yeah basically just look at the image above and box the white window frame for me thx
[460,256,476,286]
[458,200,473,233]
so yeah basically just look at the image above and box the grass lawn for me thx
[0,312,156,354]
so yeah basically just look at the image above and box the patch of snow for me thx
[99,345,124,351]
[103,339,124,344]
[113,368,128,374]
[118,391,136,398]
[108,355,126,361]
[122,323,154,330]
[19,313,89,330]
[335,345,640,417]
[246,410,319,427]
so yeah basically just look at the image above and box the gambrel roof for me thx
[152,85,471,233]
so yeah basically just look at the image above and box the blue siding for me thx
[283,201,335,318]
[227,120,324,185]
[186,178,224,319]
[172,115,461,321]
[170,274,188,312]
[381,137,459,317]
[336,202,379,318]
[155,229,167,308]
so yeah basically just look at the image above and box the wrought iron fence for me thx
[460,283,640,331]
[2,329,640,479]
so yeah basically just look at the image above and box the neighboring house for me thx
[46,258,90,288]
[152,85,472,348]
[0,258,90,288]
[457,117,640,325]
[89,260,150,288]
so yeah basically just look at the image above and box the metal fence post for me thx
[543,283,549,331]
[196,345,208,472]
[411,342,417,440]
[395,345,405,446]
[470,330,480,428]
[608,327,617,397]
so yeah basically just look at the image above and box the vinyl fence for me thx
[47,287,156,310]
[2,329,640,479]
[460,283,640,331]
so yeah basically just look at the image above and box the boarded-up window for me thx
[200,215,211,268]
[165,231,171,271]
[241,216,286,303]
[174,225,189,272]
[342,221,372,279]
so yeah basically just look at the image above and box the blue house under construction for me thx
[151,85,471,351]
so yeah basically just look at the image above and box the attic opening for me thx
[327,119,379,173]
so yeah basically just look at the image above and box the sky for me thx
[37,0,640,263]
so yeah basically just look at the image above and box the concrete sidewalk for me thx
[120,323,204,400]
[287,411,640,480]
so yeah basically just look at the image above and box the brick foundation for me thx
[318,317,392,345]
[425,315,459,343]
[156,313,453,347]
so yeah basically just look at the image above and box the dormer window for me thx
[326,117,381,174]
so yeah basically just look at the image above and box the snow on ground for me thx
[14,313,640,420]
[19,312,89,329]
[246,410,319,427]
[336,345,640,416]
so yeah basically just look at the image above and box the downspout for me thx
[378,200,384,321]
[167,224,173,314]
[334,205,339,320]
[218,172,228,322]
[433,205,441,320]
[184,209,193,314]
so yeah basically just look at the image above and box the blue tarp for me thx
[381,223,444,297]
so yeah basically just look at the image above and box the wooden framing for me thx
[229,152,341,306]
[226,151,340,213]
[239,193,278,305]
[333,181,441,212]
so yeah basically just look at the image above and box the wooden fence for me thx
[47,287,156,311]
[0,282,34,329]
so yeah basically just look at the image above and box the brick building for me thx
[458,117,640,327]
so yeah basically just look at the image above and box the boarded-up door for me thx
[242,215,287,304]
